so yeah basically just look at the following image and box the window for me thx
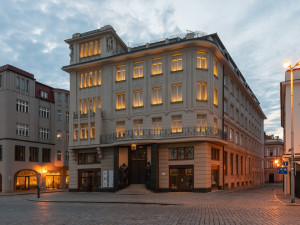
[16,77,20,89]
[171,84,182,102]
[269,150,273,157]
[230,104,234,118]
[213,118,218,135]
[20,78,25,91]
[197,114,207,132]
[169,147,194,160]
[171,115,182,133]
[197,82,207,101]
[133,62,143,78]
[29,147,39,162]
[16,100,29,113]
[15,145,25,161]
[229,128,234,141]
[78,153,100,164]
[41,91,48,99]
[57,150,62,161]
[236,109,239,123]
[66,150,69,161]
[16,124,29,136]
[224,74,228,87]
[241,156,243,175]
[42,148,51,162]
[214,59,218,76]
[57,110,62,121]
[80,123,88,139]
[214,88,218,106]
[26,80,29,92]
[39,128,50,139]
[230,153,234,175]
[66,131,69,142]
[235,131,239,144]
[116,121,125,138]
[116,93,125,109]
[57,93,62,102]
[91,122,95,139]
[66,111,69,122]
[80,40,101,58]
[80,73,83,88]
[171,54,182,71]
[224,99,228,114]
[88,72,93,87]
[152,87,162,104]
[211,148,220,160]
[74,125,78,140]
[133,90,143,107]
[197,51,207,69]
[39,107,50,118]
[57,131,62,140]
[236,155,239,175]
[152,117,162,134]
[0,145,2,161]
[224,151,228,175]
[152,57,162,75]
[116,65,125,81]
[133,119,143,136]
[65,94,69,104]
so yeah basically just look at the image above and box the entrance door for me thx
[78,169,101,191]
[130,148,147,184]
[211,165,219,190]
[269,173,274,183]
[25,176,30,190]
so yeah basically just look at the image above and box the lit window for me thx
[214,118,218,135]
[74,125,78,140]
[116,93,125,109]
[80,73,83,88]
[57,131,62,140]
[214,59,218,76]
[84,73,87,87]
[214,88,218,106]
[171,84,182,102]
[197,51,207,69]
[80,44,84,58]
[88,72,93,87]
[133,62,143,78]
[98,70,101,85]
[88,41,94,56]
[80,40,101,58]
[152,117,162,134]
[116,121,125,137]
[91,122,95,139]
[133,90,143,107]
[171,54,182,71]
[80,123,88,139]
[84,42,88,57]
[98,96,101,109]
[133,119,143,136]
[197,82,207,100]
[152,57,162,75]
[152,87,162,105]
[171,115,182,133]
[197,114,207,132]
[88,98,93,112]
[116,65,125,81]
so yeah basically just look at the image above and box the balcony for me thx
[100,127,227,144]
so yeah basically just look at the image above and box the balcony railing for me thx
[100,127,228,144]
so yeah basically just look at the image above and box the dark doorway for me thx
[211,165,219,190]
[78,169,101,191]
[0,173,2,192]
[169,165,193,191]
[269,173,274,183]
[296,169,300,198]
[130,148,147,184]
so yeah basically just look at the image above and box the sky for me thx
[1,0,300,138]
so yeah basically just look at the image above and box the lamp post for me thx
[283,60,300,203]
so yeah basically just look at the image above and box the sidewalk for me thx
[0,189,68,197]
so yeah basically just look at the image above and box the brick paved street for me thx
[0,184,299,225]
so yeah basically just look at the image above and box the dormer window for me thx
[80,40,101,58]
[41,91,48,99]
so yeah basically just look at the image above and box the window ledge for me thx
[196,68,208,71]
[115,108,126,111]
[171,101,183,104]
[133,106,144,109]
[151,73,163,76]
[132,76,144,80]
[115,80,126,83]
[151,103,163,106]
[196,99,208,102]
[170,69,183,73]
[214,104,219,108]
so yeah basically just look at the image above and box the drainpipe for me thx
[222,65,225,189]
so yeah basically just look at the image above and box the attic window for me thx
[41,91,48,99]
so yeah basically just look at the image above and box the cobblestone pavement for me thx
[0,184,299,225]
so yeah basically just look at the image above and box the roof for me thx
[0,64,35,79]
[35,82,55,103]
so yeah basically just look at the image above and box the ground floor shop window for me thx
[78,169,101,191]
[15,170,37,191]
[46,171,61,189]
[169,165,193,191]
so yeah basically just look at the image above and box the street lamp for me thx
[283,60,300,203]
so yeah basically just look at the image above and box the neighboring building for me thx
[63,25,266,192]
[264,133,284,183]
[0,65,69,192]
[280,68,300,197]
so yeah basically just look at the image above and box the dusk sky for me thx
[1,0,300,138]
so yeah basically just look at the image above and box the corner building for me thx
[63,25,266,192]
[0,65,69,192]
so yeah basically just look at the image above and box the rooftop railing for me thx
[100,126,227,144]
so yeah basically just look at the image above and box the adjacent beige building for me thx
[280,68,300,196]
[264,134,284,183]
[63,25,266,192]
[0,65,69,192]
